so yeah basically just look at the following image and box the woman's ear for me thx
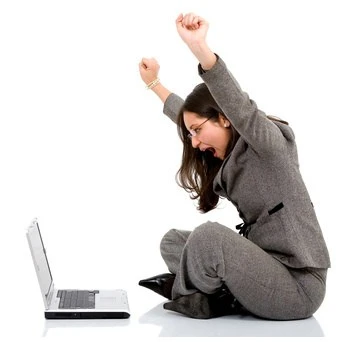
[219,114,230,128]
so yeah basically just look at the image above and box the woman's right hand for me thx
[138,57,171,103]
[139,57,160,86]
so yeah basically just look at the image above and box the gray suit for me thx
[160,56,330,319]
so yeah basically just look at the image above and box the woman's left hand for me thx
[175,13,209,48]
[175,13,216,71]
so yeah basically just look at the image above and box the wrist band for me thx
[146,78,160,90]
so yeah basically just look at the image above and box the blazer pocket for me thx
[248,203,295,258]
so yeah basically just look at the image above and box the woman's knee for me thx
[160,229,191,255]
[160,229,177,247]
[186,221,231,253]
[160,229,191,274]
[191,221,230,241]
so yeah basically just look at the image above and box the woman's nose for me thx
[191,136,201,148]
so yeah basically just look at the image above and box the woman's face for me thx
[183,111,232,160]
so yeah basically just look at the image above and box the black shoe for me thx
[163,285,245,319]
[138,273,175,300]
[164,292,213,319]
[208,284,244,317]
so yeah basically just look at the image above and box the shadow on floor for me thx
[139,302,324,337]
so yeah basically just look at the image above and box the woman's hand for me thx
[139,57,160,86]
[175,13,209,48]
[175,13,216,71]
[138,57,171,103]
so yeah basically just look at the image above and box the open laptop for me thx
[27,218,130,319]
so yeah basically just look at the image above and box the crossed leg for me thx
[160,222,326,320]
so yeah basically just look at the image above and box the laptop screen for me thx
[27,220,53,306]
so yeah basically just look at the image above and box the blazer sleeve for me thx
[199,56,295,155]
[163,93,184,124]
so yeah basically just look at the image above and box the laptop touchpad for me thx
[98,297,117,308]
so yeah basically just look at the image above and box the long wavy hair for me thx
[176,83,238,213]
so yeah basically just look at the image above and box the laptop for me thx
[27,218,130,319]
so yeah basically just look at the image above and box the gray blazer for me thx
[163,56,330,269]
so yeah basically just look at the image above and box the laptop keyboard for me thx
[57,290,98,309]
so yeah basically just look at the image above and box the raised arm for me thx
[139,57,184,124]
[175,13,216,72]
[175,13,294,154]
[139,57,171,103]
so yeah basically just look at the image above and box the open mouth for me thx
[202,147,216,157]
[207,147,216,155]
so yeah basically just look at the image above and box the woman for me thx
[138,13,330,320]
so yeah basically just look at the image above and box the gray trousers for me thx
[160,221,327,320]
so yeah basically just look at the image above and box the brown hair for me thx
[176,83,237,213]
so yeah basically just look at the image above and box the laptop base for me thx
[45,311,130,319]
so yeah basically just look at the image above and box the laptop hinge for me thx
[46,281,55,309]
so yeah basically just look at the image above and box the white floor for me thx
[2,263,349,341]
[42,301,324,338]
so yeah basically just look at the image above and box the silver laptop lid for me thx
[27,219,54,310]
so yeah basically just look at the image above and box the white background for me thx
[1,0,350,340]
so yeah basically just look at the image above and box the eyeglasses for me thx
[187,116,213,140]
